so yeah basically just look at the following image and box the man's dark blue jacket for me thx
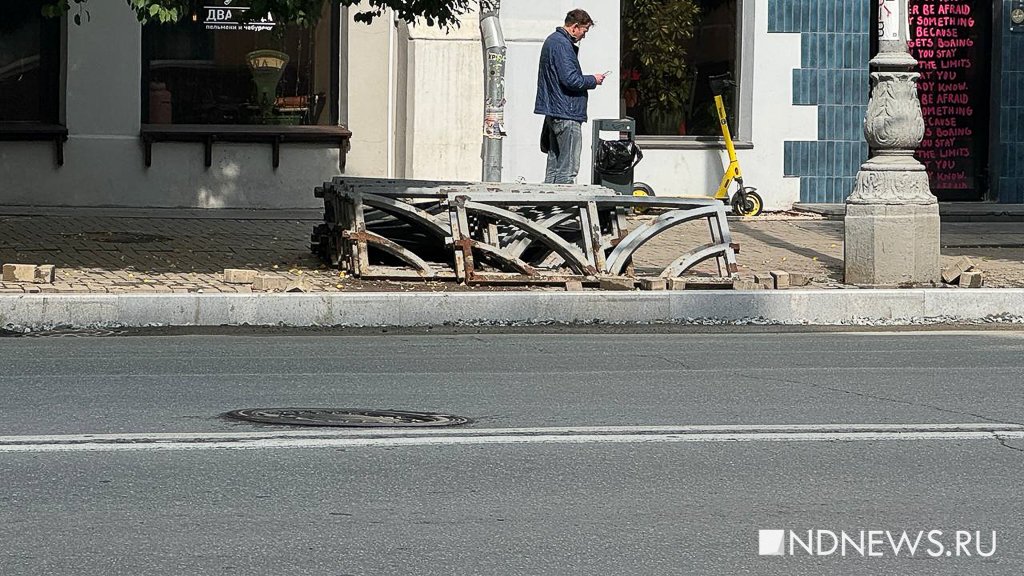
[534,27,596,123]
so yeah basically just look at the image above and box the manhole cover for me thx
[224,408,471,428]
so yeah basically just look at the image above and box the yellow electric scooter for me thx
[629,73,762,216]
[708,73,762,216]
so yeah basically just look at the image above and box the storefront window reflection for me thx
[620,0,740,137]
[0,0,61,124]
[142,0,334,125]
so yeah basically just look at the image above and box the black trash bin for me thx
[591,117,647,195]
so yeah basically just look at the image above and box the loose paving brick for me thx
[942,255,974,284]
[753,274,775,290]
[769,270,790,290]
[733,279,763,290]
[3,264,36,282]
[942,256,976,285]
[958,270,984,288]
[789,272,812,287]
[667,277,687,291]
[598,277,635,291]
[638,277,667,291]
[253,275,291,291]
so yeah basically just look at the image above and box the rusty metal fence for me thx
[311,177,738,285]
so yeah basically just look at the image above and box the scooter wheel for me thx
[631,182,656,197]
[631,182,655,214]
[732,189,763,217]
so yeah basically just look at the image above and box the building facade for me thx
[0,1,1021,210]
[767,0,1024,204]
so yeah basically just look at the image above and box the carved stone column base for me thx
[848,160,935,205]
[844,200,940,286]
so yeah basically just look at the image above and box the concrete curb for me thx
[2,290,1024,329]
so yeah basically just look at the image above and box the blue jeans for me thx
[543,117,582,184]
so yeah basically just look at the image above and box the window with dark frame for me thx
[141,0,337,126]
[620,0,740,138]
[0,0,62,124]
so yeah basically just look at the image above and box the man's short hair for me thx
[565,9,594,27]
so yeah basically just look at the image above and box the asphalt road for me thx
[1,329,1022,575]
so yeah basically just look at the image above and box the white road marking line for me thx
[0,424,1020,453]
[5,365,1023,379]
[2,422,1021,443]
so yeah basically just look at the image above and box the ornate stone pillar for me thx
[844,0,939,286]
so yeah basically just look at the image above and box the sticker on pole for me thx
[879,0,901,40]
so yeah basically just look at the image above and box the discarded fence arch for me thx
[312,177,739,285]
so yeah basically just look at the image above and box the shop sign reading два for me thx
[203,0,275,31]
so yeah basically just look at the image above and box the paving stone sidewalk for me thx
[1,208,1022,293]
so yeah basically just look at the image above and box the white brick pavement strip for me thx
[1,290,1023,330]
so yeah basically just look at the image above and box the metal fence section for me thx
[312,177,738,285]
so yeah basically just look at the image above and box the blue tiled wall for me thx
[768,0,871,203]
[1000,1,1024,203]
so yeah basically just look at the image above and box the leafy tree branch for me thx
[42,0,479,29]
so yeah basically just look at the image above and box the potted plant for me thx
[621,0,701,135]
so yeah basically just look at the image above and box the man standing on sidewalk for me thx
[535,9,606,184]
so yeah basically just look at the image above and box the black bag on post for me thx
[595,139,643,175]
